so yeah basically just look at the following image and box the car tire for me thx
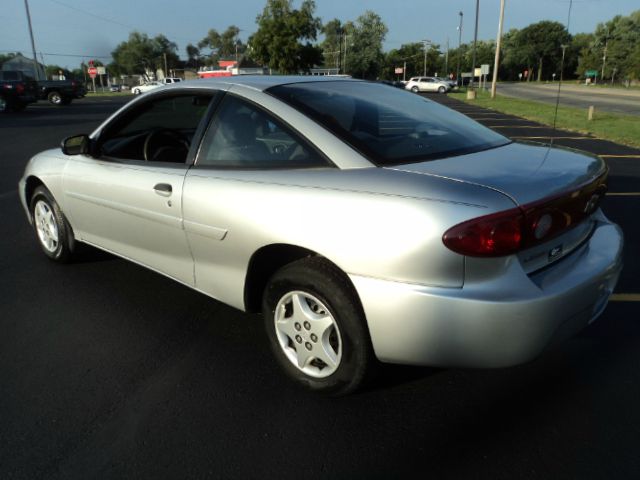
[0,94,7,113]
[60,97,72,105]
[48,91,63,105]
[438,86,446,93]
[262,257,374,396]
[30,186,75,263]
[133,88,141,95]
[411,86,419,93]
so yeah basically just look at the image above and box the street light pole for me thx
[23,0,40,80]
[470,0,480,89]
[456,11,463,84]
[491,0,506,98]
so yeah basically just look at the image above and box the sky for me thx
[2,0,639,70]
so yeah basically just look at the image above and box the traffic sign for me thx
[88,67,97,78]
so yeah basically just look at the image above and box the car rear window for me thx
[268,81,510,166]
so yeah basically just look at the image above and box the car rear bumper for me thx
[349,213,623,368]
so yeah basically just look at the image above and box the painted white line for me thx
[610,294,640,302]
[0,190,17,200]
[491,125,552,129]
[511,136,590,140]
[600,154,640,158]
[607,192,640,196]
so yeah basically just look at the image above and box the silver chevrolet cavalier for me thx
[19,77,623,395]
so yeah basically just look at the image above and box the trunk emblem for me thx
[548,245,563,262]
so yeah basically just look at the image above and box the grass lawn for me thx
[449,89,640,148]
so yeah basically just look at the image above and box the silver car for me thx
[19,77,623,395]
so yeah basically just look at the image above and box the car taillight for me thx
[443,171,608,257]
[443,208,524,257]
[16,83,25,94]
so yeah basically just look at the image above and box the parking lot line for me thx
[611,294,640,302]
[510,136,590,140]
[607,192,640,196]
[490,125,552,129]
[600,155,640,159]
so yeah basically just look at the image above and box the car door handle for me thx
[153,183,172,197]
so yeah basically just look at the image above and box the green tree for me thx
[198,25,245,65]
[508,21,571,82]
[249,0,322,74]
[111,31,179,76]
[321,18,343,70]
[185,43,201,68]
[344,11,388,79]
[384,42,425,80]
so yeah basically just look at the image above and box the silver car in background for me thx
[19,77,623,395]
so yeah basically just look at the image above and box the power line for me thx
[47,0,136,30]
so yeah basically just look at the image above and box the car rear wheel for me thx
[133,88,141,95]
[411,86,419,93]
[47,91,63,105]
[262,257,373,395]
[438,86,446,93]
[30,186,75,263]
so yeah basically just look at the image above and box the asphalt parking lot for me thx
[1,95,639,479]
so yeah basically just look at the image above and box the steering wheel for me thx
[143,129,190,162]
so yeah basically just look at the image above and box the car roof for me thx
[173,75,362,92]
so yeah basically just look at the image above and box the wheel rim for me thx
[274,291,342,378]
[51,93,61,104]
[0,97,6,112]
[34,200,59,253]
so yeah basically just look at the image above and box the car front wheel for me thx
[438,86,446,93]
[262,257,373,395]
[411,86,419,93]
[133,88,141,95]
[30,186,75,262]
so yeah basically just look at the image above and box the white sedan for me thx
[405,76,451,93]
[131,81,163,95]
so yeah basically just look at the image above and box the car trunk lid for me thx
[387,141,606,206]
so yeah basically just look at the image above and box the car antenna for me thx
[551,0,573,147]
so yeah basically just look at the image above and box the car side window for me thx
[99,93,215,164]
[197,94,328,169]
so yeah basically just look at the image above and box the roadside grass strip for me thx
[449,90,640,148]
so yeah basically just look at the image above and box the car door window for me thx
[99,93,215,163]
[197,94,329,169]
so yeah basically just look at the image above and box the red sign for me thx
[395,67,404,74]
[88,66,97,78]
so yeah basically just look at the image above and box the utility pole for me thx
[491,0,506,98]
[445,37,449,75]
[456,11,463,85]
[422,39,430,76]
[164,53,168,78]
[403,60,407,81]
[23,0,40,80]
[343,33,348,75]
[470,0,480,89]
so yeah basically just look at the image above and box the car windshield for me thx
[268,81,510,166]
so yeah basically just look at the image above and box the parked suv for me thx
[405,77,450,93]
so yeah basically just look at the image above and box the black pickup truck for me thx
[37,78,85,105]
[0,71,38,112]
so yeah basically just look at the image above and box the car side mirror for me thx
[61,134,90,156]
